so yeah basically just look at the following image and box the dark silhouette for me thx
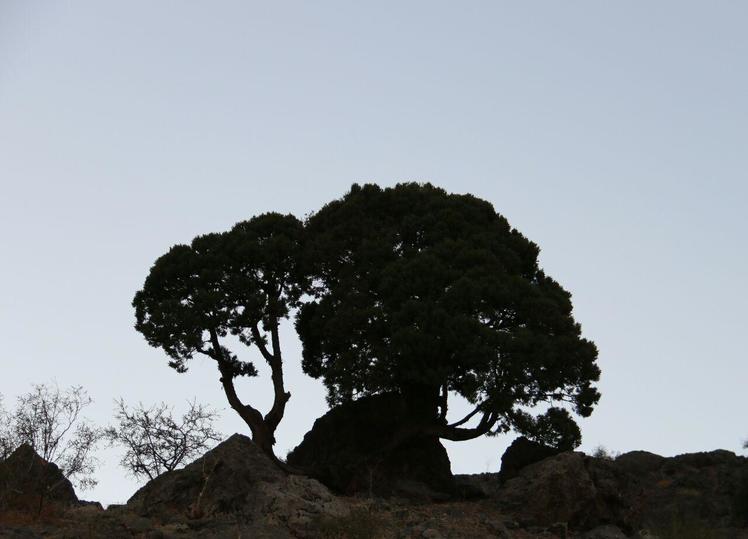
[297,183,600,450]
[133,213,308,461]
[287,393,454,499]
[498,436,562,482]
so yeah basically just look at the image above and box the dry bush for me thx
[105,398,222,481]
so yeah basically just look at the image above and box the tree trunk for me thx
[401,383,441,423]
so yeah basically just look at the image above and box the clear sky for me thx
[1,1,746,505]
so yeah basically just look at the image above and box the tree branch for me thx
[433,411,499,441]
[208,329,265,434]
[263,319,290,433]
[250,325,275,364]
[447,403,484,429]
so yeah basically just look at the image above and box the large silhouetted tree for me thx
[133,213,307,460]
[297,183,600,449]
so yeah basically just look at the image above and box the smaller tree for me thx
[1,384,102,489]
[133,213,309,462]
[106,399,222,481]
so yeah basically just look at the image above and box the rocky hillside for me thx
[1,435,747,538]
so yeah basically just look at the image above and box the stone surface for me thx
[497,452,597,528]
[454,473,501,499]
[498,436,563,482]
[494,447,748,534]
[3,437,748,538]
[286,393,454,499]
[126,433,349,536]
[0,444,79,510]
[581,525,628,539]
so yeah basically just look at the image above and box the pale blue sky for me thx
[1,1,746,504]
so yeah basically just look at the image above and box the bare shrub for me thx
[0,384,102,490]
[106,398,222,481]
[591,445,620,461]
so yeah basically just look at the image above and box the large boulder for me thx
[494,447,748,534]
[498,436,563,482]
[496,451,641,531]
[625,449,748,531]
[497,452,599,528]
[0,444,79,511]
[286,393,454,499]
[126,434,349,536]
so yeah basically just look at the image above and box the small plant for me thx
[591,445,619,460]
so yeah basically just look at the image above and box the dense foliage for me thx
[133,184,600,452]
[297,183,600,444]
[133,213,307,457]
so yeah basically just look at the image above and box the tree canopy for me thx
[297,183,600,446]
[133,213,307,458]
[133,184,600,455]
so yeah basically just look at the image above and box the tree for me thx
[297,183,600,448]
[133,213,308,461]
[0,384,102,489]
[106,399,222,480]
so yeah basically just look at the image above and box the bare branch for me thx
[3,384,103,490]
[106,398,222,481]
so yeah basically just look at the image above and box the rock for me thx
[126,433,349,536]
[494,446,748,534]
[482,516,511,538]
[613,451,665,475]
[127,433,284,518]
[77,499,104,510]
[498,436,562,482]
[625,449,748,531]
[548,521,568,538]
[0,444,79,511]
[286,393,454,499]
[454,473,501,499]
[497,452,596,527]
[121,514,154,533]
[581,525,628,539]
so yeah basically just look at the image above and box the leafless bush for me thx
[591,445,620,461]
[106,399,222,481]
[0,384,103,490]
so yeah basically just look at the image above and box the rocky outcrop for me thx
[0,444,79,511]
[628,449,748,530]
[498,436,563,482]
[126,434,349,536]
[495,447,748,534]
[286,393,454,500]
[497,452,600,528]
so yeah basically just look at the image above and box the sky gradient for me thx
[1,1,746,505]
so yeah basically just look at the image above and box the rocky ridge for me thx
[1,435,747,538]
